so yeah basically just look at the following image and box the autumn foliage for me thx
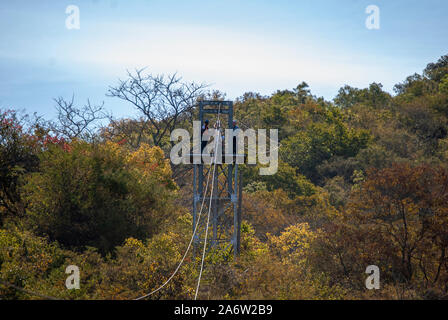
[1,54,448,299]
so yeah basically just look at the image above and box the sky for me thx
[0,0,447,119]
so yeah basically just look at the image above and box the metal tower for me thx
[191,101,242,258]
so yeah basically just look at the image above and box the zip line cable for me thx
[194,106,222,300]
[134,153,215,300]
[134,108,222,300]
[194,158,216,300]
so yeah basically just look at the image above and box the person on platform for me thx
[201,119,210,153]
[232,119,239,155]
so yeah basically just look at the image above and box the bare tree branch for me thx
[107,69,208,148]
[51,95,108,141]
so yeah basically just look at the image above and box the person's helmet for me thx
[204,119,209,125]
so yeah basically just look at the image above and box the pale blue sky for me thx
[0,0,447,119]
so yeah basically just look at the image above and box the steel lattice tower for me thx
[191,101,242,258]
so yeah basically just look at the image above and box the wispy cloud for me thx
[51,22,406,98]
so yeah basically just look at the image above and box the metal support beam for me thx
[192,101,242,257]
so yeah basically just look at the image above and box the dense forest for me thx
[1,54,448,300]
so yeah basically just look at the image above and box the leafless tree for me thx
[107,69,208,148]
[52,95,108,140]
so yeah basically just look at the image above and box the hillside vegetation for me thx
[1,55,448,299]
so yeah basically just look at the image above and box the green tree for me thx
[281,115,370,183]
[0,110,40,223]
[440,75,448,95]
[424,54,448,82]
[23,140,177,253]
